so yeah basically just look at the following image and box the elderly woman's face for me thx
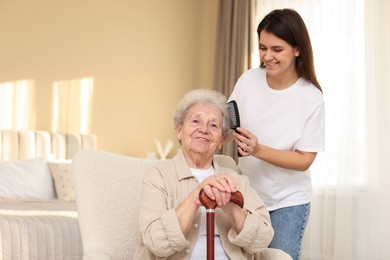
[176,103,224,155]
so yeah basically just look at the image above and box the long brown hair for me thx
[257,9,322,93]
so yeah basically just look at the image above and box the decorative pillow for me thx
[47,161,75,201]
[0,157,56,200]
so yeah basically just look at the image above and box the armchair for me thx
[73,150,291,260]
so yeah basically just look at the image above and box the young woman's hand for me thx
[233,127,259,157]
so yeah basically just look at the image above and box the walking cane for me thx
[199,189,244,260]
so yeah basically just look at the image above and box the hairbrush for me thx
[227,100,240,132]
[227,100,242,157]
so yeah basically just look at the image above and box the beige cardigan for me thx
[133,150,274,260]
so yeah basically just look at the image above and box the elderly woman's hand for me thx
[194,174,248,233]
[195,174,238,207]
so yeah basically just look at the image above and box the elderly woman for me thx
[133,89,274,259]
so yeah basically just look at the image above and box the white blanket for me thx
[0,200,83,260]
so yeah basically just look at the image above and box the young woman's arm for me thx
[234,128,317,171]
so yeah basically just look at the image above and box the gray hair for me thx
[174,88,231,138]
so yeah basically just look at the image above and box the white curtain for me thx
[255,0,390,259]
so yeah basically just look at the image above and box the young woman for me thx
[229,9,325,260]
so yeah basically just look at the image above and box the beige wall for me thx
[0,0,218,158]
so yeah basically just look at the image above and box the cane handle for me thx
[199,189,244,209]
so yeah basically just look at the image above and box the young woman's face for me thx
[175,103,224,157]
[259,30,299,79]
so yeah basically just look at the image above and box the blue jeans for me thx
[268,203,310,260]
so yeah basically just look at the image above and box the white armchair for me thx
[73,150,291,260]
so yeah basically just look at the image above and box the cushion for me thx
[0,157,56,200]
[47,161,75,201]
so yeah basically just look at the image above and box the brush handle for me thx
[235,134,243,157]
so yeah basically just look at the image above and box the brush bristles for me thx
[227,100,240,130]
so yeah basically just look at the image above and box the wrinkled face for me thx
[176,103,224,156]
[259,30,299,78]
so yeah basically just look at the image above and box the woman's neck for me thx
[266,71,299,90]
[183,150,213,169]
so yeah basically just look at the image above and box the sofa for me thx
[73,149,292,260]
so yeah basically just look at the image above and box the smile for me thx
[195,137,209,142]
[265,61,278,66]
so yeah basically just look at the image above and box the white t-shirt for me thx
[229,68,325,211]
[190,167,229,260]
